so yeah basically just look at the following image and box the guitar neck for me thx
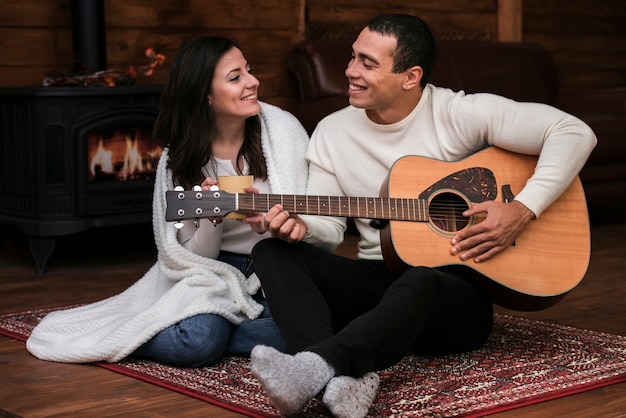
[238,193,428,221]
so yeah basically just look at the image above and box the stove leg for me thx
[28,237,56,275]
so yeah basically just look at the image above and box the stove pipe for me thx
[71,0,107,71]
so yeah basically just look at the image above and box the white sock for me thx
[250,345,335,415]
[322,372,380,418]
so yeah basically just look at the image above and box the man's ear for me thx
[403,65,423,90]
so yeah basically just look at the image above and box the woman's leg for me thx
[226,296,287,355]
[131,313,231,367]
[132,251,258,367]
[216,250,288,355]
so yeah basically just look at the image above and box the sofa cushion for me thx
[288,39,352,102]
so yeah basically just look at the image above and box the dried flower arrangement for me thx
[43,48,165,87]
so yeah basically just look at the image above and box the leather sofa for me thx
[288,39,626,222]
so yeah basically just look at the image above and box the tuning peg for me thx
[174,185,184,191]
[210,185,219,191]
[174,222,184,229]
[193,185,202,191]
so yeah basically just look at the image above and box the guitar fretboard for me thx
[237,194,429,221]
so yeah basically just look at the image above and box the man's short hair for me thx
[367,14,437,87]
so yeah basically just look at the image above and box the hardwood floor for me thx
[1,218,625,417]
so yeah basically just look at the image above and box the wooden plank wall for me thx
[498,0,523,41]
[305,0,498,41]
[0,0,305,110]
[0,0,624,113]
[305,0,626,91]
[524,0,626,91]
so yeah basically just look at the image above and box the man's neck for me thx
[365,89,423,125]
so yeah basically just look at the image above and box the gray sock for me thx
[250,345,335,415]
[322,372,380,418]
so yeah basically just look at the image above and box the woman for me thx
[26,36,309,367]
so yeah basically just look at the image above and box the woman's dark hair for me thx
[367,14,437,88]
[153,36,266,189]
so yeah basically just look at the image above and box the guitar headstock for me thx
[165,187,237,223]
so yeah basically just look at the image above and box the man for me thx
[250,14,596,417]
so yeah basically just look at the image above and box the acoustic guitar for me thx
[165,147,591,311]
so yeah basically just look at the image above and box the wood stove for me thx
[0,85,163,273]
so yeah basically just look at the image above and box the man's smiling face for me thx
[345,28,406,122]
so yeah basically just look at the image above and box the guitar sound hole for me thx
[428,191,470,233]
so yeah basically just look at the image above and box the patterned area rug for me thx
[1,308,626,417]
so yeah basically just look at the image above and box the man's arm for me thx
[448,95,597,262]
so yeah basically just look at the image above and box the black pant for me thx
[252,238,494,377]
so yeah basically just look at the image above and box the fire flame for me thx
[90,136,114,177]
[118,134,144,181]
[88,128,162,182]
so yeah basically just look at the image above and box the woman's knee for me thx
[148,314,231,367]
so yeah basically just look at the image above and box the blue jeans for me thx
[131,251,287,367]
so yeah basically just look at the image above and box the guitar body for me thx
[380,147,591,311]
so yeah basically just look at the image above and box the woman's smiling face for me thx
[208,47,261,120]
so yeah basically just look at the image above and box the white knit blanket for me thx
[26,102,309,363]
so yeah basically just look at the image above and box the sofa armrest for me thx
[556,87,626,117]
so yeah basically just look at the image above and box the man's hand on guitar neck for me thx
[264,204,309,243]
[450,200,536,263]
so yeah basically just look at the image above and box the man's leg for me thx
[252,238,391,353]
[309,266,493,376]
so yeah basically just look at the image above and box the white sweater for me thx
[302,84,597,260]
[26,102,309,363]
